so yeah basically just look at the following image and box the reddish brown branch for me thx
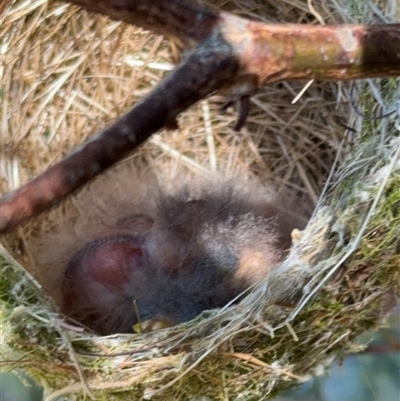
[63,0,400,81]
[1,0,399,233]
[220,17,400,83]
[0,33,240,233]
[63,0,220,47]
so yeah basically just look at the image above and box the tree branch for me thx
[0,31,240,233]
[63,0,400,81]
[0,0,399,233]
[62,0,220,47]
[220,17,400,83]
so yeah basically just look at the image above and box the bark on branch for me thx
[0,32,240,233]
[61,0,400,82]
[61,0,221,47]
[0,0,399,233]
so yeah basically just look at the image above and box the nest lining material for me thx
[1,0,399,400]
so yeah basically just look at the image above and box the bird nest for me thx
[1,0,399,400]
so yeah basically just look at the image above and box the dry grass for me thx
[1,0,351,200]
[1,0,399,400]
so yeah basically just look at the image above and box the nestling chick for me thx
[32,170,308,335]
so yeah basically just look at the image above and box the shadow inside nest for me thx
[26,166,310,337]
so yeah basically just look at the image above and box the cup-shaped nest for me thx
[1,1,399,400]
